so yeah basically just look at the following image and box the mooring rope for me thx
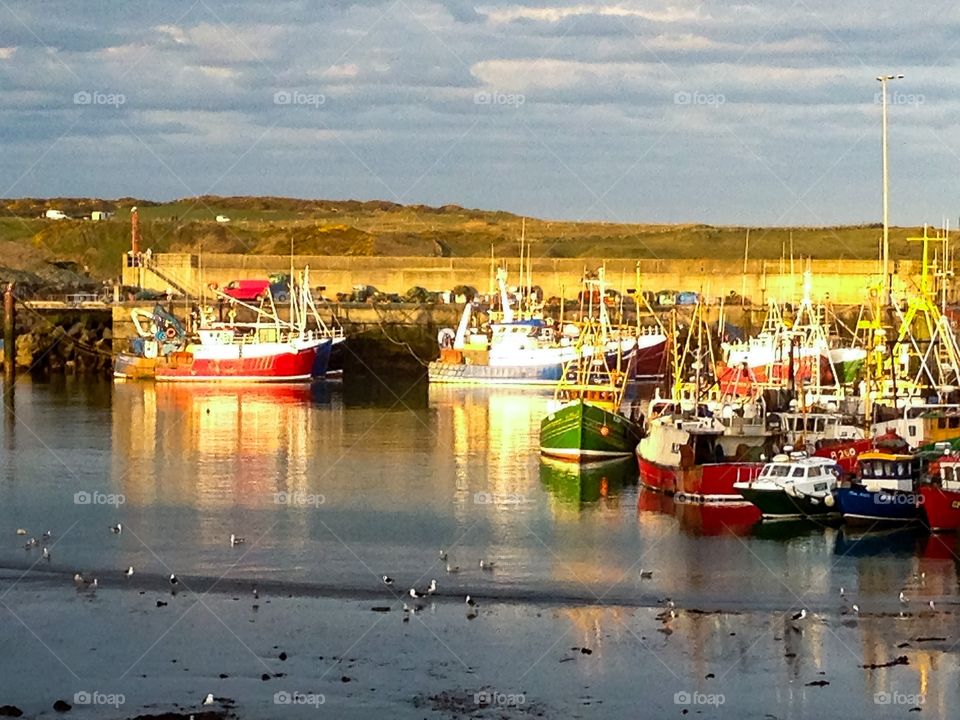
[369,303,431,367]
[13,298,115,360]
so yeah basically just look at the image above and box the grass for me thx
[0,195,933,279]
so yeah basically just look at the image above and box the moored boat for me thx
[539,271,643,462]
[918,455,960,532]
[836,450,923,526]
[734,453,842,520]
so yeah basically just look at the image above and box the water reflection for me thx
[539,456,635,510]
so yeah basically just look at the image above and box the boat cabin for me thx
[936,459,960,491]
[754,455,840,493]
[767,412,864,445]
[872,404,960,446]
[856,451,921,493]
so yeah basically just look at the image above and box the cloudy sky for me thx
[0,1,958,225]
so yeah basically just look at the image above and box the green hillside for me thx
[0,195,926,280]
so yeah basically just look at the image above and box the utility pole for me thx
[877,73,904,306]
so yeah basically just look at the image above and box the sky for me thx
[0,0,958,226]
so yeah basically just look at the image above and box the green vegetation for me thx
[0,195,930,280]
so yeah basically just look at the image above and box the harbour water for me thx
[1,375,960,718]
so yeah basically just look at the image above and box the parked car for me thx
[222,279,270,302]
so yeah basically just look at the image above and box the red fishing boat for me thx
[919,456,960,532]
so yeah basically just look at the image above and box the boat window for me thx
[816,418,825,432]
[951,417,960,429]
[884,461,895,476]
[791,467,805,478]
[768,465,790,477]
[808,466,822,477]
[909,426,917,437]
[938,418,947,430]
[814,482,827,492]
[897,463,906,477]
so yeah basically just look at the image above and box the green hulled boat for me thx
[539,269,643,462]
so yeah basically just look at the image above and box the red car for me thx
[222,279,270,301]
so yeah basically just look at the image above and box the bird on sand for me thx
[202,693,214,706]
[125,566,134,577]
[74,573,97,588]
[852,604,860,614]
[446,563,460,574]
[230,534,245,547]
[42,547,50,561]
[426,579,437,595]
[169,574,179,587]
[382,575,395,586]
[439,549,448,561]
[791,609,807,622]
[110,523,122,534]
[929,600,936,610]
[466,595,478,608]
[479,560,495,571]
[899,591,908,604]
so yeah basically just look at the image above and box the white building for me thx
[91,210,113,221]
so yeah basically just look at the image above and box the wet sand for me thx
[2,569,958,719]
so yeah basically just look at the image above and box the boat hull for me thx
[637,455,762,502]
[836,486,921,526]
[540,401,642,461]
[918,485,960,532]
[737,486,839,520]
[154,344,321,382]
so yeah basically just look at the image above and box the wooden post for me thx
[3,283,14,375]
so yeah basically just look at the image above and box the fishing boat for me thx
[734,453,842,520]
[539,272,643,461]
[918,453,960,532]
[428,268,663,386]
[835,450,923,526]
[114,271,342,383]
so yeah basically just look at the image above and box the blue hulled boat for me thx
[836,450,923,526]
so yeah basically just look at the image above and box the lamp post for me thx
[877,73,903,306]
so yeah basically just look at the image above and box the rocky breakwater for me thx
[3,313,113,375]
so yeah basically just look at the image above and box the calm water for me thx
[1,375,959,718]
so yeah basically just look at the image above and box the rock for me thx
[278,652,287,661]
[53,699,72,712]
[0,706,24,717]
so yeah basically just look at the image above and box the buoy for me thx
[824,494,835,507]
[600,426,610,437]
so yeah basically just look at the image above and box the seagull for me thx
[202,693,214,706]
[74,573,97,588]
[230,534,245,547]
[24,538,37,549]
[41,530,52,541]
[446,564,460,574]
[110,523,122,534]
[169,574,179,586]
[466,595,478,607]
[479,560,495,571]
[852,604,860,614]
[409,588,425,599]
[125,566,134,577]
[15,528,27,536]
[439,549,448,561]
[427,579,438,595]
[252,585,259,599]
[899,591,908,604]
[382,575,395,586]
[640,569,653,579]
[929,600,936,610]
[42,547,50,561]
[791,609,807,622]
[839,587,845,597]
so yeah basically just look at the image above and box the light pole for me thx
[877,73,903,306]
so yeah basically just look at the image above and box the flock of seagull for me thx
[384,550,494,621]
[15,524,246,594]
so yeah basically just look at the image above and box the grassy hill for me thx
[0,195,930,280]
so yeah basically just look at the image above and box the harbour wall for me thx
[123,254,919,307]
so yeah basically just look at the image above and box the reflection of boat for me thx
[673,499,761,536]
[751,519,835,541]
[734,454,842,520]
[834,526,926,557]
[539,456,635,506]
[919,532,958,560]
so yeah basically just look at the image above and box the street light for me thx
[877,73,904,306]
